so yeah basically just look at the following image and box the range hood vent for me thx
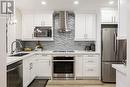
[54,11,73,33]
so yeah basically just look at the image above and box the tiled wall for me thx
[22,14,95,51]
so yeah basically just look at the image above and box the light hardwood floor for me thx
[46,84,116,87]
[46,80,116,87]
[29,79,116,87]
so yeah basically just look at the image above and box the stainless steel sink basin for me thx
[9,53,29,57]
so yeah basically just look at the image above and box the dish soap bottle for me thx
[35,41,43,51]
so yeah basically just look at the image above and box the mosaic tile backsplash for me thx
[22,14,95,51]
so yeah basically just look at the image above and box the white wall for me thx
[120,0,130,87]
[0,15,7,87]
[126,0,130,87]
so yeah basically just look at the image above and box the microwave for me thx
[34,26,52,37]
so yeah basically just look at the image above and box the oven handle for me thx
[52,60,75,62]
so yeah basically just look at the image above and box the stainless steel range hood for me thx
[54,11,72,33]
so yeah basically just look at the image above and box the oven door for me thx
[53,61,74,79]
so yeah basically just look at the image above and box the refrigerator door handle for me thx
[114,32,117,53]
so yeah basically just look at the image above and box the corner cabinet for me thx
[23,56,36,87]
[22,12,53,41]
[23,54,52,87]
[75,13,97,41]
[75,54,100,79]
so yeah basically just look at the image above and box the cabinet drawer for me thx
[84,65,99,76]
[33,54,51,60]
[83,58,98,65]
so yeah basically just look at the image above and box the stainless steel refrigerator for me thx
[101,27,127,82]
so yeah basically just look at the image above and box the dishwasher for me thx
[7,60,23,87]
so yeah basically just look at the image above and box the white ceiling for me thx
[15,0,118,13]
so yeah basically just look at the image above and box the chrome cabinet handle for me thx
[88,69,94,71]
[42,54,47,56]
[49,60,50,66]
[88,55,94,57]
[29,63,33,70]
[88,60,94,63]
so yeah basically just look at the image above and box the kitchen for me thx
[0,0,129,87]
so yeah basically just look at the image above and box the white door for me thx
[30,61,36,83]
[36,59,51,77]
[33,14,43,26]
[75,56,83,77]
[42,14,53,26]
[22,14,34,40]
[83,55,99,77]
[101,8,118,23]
[85,14,96,40]
[23,59,31,87]
[75,14,86,40]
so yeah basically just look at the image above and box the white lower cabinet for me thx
[75,55,83,77]
[75,54,100,79]
[23,56,36,87]
[35,59,51,78]
[23,54,52,87]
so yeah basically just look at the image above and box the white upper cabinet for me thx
[22,14,34,40]
[33,13,53,26]
[22,12,53,41]
[75,13,97,41]
[117,0,127,39]
[101,8,118,24]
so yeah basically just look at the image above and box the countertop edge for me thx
[112,64,127,75]
[7,51,101,66]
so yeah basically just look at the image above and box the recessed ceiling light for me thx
[41,1,47,5]
[109,1,114,5]
[74,1,79,5]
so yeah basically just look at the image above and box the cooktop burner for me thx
[53,50,74,52]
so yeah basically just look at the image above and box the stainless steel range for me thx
[52,51,75,80]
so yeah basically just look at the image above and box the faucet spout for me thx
[11,40,23,54]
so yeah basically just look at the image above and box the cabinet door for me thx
[85,14,96,40]
[83,65,99,77]
[33,14,52,26]
[33,14,43,26]
[42,14,53,26]
[75,14,86,40]
[22,14,34,40]
[118,0,127,39]
[35,59,51,77]
[101,8,118,23]
[75,55,83,77]
[23,59,31,87]
[83,55,99,77]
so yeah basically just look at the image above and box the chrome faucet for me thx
[11,40,23,54]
